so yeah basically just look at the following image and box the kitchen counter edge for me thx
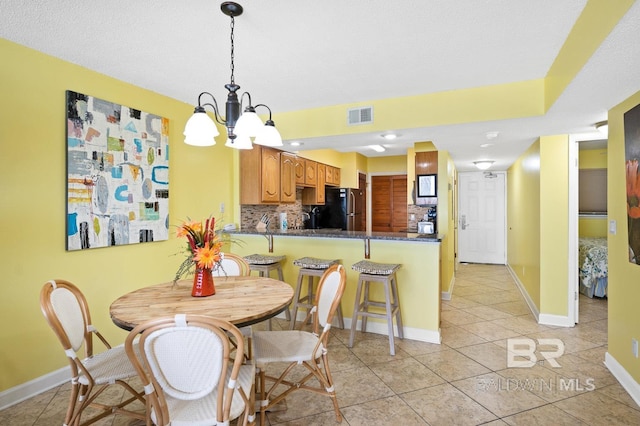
[226,229,441,242]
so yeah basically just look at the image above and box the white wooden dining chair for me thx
[252,263,347,425]
[124,314,255,426]
[39,279,145,426]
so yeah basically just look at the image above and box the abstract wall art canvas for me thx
[624,103,640,264]
[66,90,169,251]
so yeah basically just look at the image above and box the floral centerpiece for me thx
[174,216,224,297]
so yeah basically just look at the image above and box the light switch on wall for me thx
[609,220,617,235]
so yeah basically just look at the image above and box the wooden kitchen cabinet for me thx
[325,165,341,187]
[415,151,438,175]
[280,152,296,203]
[302,163,326,205]
[304,159,317,187]
[294,156,305,185]
[240,146,281,204]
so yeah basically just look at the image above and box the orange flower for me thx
[193,245,222,269]
[626,160,640,219]
[176,220,202,238]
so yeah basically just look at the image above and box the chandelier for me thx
[183,2,282,149]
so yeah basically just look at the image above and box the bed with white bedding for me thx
[578,237,608,298]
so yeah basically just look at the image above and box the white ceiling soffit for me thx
[1,0,639,171]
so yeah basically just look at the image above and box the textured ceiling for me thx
[1,0,638,170]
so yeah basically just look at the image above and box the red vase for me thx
[192,267,215,297]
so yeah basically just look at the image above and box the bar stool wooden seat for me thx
[348,260,403,355]
[290,257,344,330]
[243,254,291,328]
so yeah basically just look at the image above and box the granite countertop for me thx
[227,228,441,242]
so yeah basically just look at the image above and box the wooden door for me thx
[371,175,407,232]
[280,152,296,203]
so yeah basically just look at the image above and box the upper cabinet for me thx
[325,165,341,187]
[240,146,283,204]
[240,148,339,205]
[280,152,296,203]
[304,159,317,186]
[415,151,438,175]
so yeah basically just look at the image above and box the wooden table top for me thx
[110,276,294,331]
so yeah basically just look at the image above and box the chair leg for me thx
[290,273,304,329]
[348,277,364,348]
[391,273,404,339]
[383,278,396,356]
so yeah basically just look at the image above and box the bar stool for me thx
[290,257,344,330]
[244,254,291,329]
[349,260,403,355]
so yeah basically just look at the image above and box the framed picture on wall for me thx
[417,174,437,197]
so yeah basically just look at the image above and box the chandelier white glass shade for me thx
[473,160,494,170]
[183,2,282,149]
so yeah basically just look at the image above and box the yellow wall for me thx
[231,235,441,333]
[539,135,570,316]
[367,155,407,174]
[579,148,608,168]
[607,90,640,383]
[439,152,456,295]
[507,140,541,308]
[0,39,237,391]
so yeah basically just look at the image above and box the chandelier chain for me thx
[229,15,235,85]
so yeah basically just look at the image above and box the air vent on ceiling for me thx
[347,106,373,125]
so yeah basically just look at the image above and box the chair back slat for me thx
[213,253,250,277]
[144,326,226,400]
[314,264,347,330]
[50,287,86,352]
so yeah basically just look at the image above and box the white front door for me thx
[458,172,506,264]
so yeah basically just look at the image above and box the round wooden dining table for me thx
[110,275,294,331]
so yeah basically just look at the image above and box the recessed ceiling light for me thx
[290,141,303,147]
[595,121,608,137]
[485,131,499,140]
[369,145,386,152]
[381,133,398,140]
[480,143,493,148]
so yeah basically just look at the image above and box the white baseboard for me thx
[539,313,574,327]
[507,264,540,322]
[0,367,68,411]
[441,276,455,301]
[605,352,640,408]
[288,312,441,344]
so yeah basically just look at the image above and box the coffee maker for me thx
[427,206,437,233]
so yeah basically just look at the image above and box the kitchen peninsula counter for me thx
[228,228,441,242]
[229,227,442,345]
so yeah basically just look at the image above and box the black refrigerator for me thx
[320,187,364,231]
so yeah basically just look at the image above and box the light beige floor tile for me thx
[496,364,588,403]
[443,296,481,309]
[502,403,588,425]
[490,315,550,335]
[342,395,428,425]
[464,291,523,305]
[538,353,618,390]
[348,334,411,364]
[441,309,483,325]
[459,321,521,342]
[452,372,547,417]
[596,383,640,410]
[270,409,345,426]
[395,338,450,356]
[553,391,640,424]
[331,366,396,407]
[415,349,491,382]
[402,382,497,425]
[457,342,512,371]
[490,301,532,316]
[440,325,488,348]
[369,357,445,393]
[462,305,514,321]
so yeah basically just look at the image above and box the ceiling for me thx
[2,0,638,171]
